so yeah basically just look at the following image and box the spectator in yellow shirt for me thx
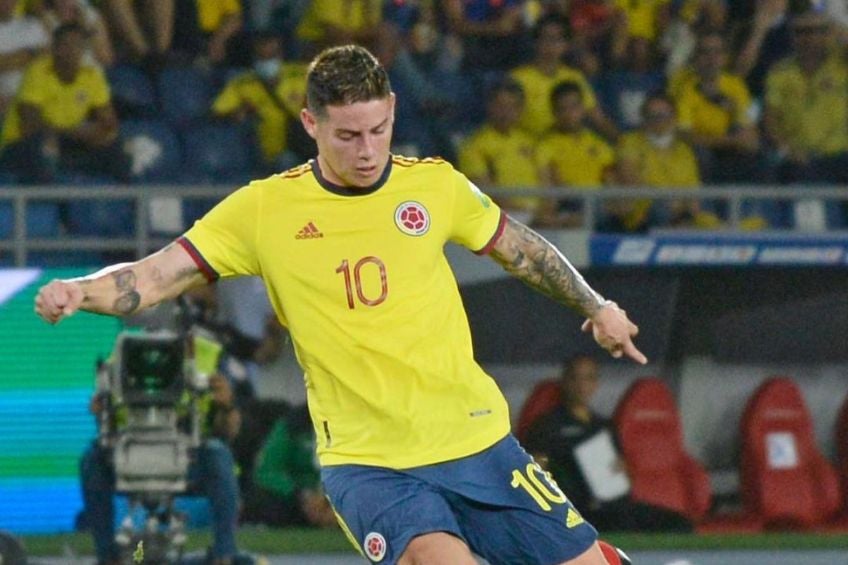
[0,23,128,183]
[764,10,848,185]
[212,32,312,174]
[510,14,619,140]
[535,81,616,228]
[610,93,714,232]
[458,79,540,220]
[296,0,383,57]
[674,31,763,183]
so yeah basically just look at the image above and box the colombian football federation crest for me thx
[394,201,430,236]
[364,532,387,562]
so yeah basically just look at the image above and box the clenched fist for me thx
[34,279,84,324]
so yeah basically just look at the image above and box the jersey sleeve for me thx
[180,182,262,280]
[448,167,506,255]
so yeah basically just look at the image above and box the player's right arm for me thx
[34,242,207,324]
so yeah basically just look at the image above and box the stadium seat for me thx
[121,119,182,182]
[836,392,848,512]
[739,377,842,529]
[26,202,61,238]
[107,65,158,118]
[515,379,561,443]
[0,201,11,239]
[157,66,213,129]
[612,377,712,523]
[182,123,253,183]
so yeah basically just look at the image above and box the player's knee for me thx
[398,532,476,565]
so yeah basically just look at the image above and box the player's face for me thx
[302,95,395,188]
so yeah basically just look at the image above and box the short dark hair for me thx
[53,22,85,43]
[550,80,583,109]
[488,77,525,101]
[306,45,392,117]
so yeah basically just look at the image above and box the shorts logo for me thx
[394,201,430,236]
[364,532,387,562]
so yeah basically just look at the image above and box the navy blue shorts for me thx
[321,434,597,564]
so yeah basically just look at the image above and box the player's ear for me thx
[301,108,318,139]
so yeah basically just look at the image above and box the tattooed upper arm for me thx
[489,215,606,318]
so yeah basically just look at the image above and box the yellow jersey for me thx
[296,0,382,43]
[509,64,598,136]
[212,63,308,162]
[615,0,670,41]
[765,55,848,155]
[196,0,241,33]
[536,128,615,187]
[1,54,110,147]
[458,125,540,211]
[675,72,754,138]
[181,156,510,469]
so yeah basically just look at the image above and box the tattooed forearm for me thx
[489,217,607,318]
[111,270,141,314]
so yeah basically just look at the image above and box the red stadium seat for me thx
[739,377,842,530]
[612,377,712,523]
[516,379,561,443]
[836,392,848,513]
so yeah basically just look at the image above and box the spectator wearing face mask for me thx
[607,93,717,232]
[211,31,312,173]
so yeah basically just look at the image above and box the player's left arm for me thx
[488,215,647,364]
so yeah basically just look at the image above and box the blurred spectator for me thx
[0,0,48,115]
[40,0,114,68]
[764,10,848,185]
[535,81,615,228]
[458,78,540,221]
[212,31,310,173]
[242,405,338,528]
[594,37,665,130]
[567,0,628,73]
[510,14,619,139]
[102,0,173,64]
[0,23,129,182]
[376,20,465,159]
[173,0,243,66]
[523,355,693,532]
[296,0,383,57]
[732,0,794,97]
[659,0,727,76]
[443,0,531,70]
[674,31,763,184]
[609,93,715,232]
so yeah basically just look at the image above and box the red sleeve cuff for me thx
[474,210,507,256]
[177,237,220,282]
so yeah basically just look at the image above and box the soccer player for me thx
[35,45,646,565]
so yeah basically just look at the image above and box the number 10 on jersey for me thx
[335,256,389,309]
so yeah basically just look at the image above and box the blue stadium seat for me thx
[0,201,11,239]
[26,250,102,267]
[182,123,253,182]
[26,202,61,238]
[121,119,182,182]
[157,66,213,128]
[107,64,157,118]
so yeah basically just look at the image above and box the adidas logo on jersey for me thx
[295,222,324,239]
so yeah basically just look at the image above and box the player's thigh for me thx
[398,532,477,565]
[451,436,598,564]
[322,464,468,565]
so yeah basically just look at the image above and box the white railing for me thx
[1,184,846,266]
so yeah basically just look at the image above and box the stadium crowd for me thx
[0,0,846,246]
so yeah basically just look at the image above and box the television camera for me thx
[95,325,222,564]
